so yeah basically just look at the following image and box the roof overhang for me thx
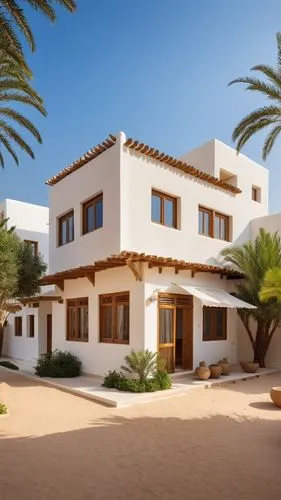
[165,284,256,309]
[40,251,243,290]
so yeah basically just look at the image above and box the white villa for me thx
[0,199,57,360]
[3,132,281,374]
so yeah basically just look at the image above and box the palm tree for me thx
[221,228,281,367]
[0,0,76,167]
[0,1,76,53]
[0,43,46,166]
[229,32,281,160]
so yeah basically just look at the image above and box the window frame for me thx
[14,316,22,337]
[151,189,178,229]
[100,291,130,344]
[58,209,74,247]
[66,297,89,342]
[82,193,103,235]
[198,205,230,241]
[24,239,38,256]
[203,307,227,341]
[27,314,35,338]
[252,186,261,203]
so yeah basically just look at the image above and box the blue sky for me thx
[1,0,281,211]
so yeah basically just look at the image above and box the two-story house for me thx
[40,132,269,375]
[0,199,58,361]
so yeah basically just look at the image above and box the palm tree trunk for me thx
[253,319,274,368]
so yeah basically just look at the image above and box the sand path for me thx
[1,368,281,500]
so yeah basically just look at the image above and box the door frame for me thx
[158,293,193,372]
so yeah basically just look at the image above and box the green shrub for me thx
[103,370,124,389]
[0,403,7,415]
[102,368,172,393]
[0,361,19,370]
[35,350,81,378]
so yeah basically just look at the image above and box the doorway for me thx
[158,294,193,373]
[46,314,52,354]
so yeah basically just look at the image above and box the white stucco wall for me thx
[49,140,122,273]
[120,139,268,264]
[51,266,145,375]
[3,308,39,361]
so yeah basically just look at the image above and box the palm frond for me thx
[0,132,19,164]
[262,124,281,160]
[234,118,276,153]
[251,64,281,89]
[0,150,4,168]
[0,107,42,142]
[259,267,281,302]
[0,120,35,158]
[0,92,46,114]
[1,0,35,50]
[229,76,281,101]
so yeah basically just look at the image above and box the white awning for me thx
[165,284,256,309]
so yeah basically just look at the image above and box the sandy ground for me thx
[0,369,281,500]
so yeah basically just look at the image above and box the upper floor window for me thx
[198,206,230,241]
[252,186,261,202]
[67,298,88,342]
[151,189,177,228]
[100,292,130,344]
[203,307,227,341]
[24,240,38,256]
[58,210,74,246]
[15,317,22,337]
[82,193,103,235]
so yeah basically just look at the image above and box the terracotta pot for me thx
[218,360,231,376]
[197,366,211,380]
[209,364,223,379]
[270,387,281,408]
[194,361,206,377]
[240,361,259,374]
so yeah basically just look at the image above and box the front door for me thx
[158,294,193,373]
[46,314,52,354]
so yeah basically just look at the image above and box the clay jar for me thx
[218,357,231,376]
[209,364,223,379]
[196,361,211,380]
[270,387,281,408]
[240,361,259,374]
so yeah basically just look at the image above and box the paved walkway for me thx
[1,357,278,407]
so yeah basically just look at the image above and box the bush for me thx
[0,361,19,370]
[35,350,81,378]
[0,403,7,415]
[102,369,172,393]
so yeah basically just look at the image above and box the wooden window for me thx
[58,210,74,246]
[151,189,177,228]
[27,315,35,338]
[67,298,88,341]
[82,193,103,234]
[198,206,212,236]
[15,317,22,337]
[198,206,230,241]
[100,292,130,344]
[24,240,38,256]
[203,307,227,341]
[252,186,261,202]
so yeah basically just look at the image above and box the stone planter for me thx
[240,361,259,374]
[218,358,231,376]
[195,361,211,380]
[209,364,223,379]
[270,387,281,408]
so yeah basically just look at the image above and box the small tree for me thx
[221,228,281,367]
[0,220,46,355]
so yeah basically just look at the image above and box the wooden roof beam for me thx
[86,272,95,287]
[126,259,143,281]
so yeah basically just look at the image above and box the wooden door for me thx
[47,314,52,354]
[158,305,176,373]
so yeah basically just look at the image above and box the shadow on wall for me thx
[1,406,281,498]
